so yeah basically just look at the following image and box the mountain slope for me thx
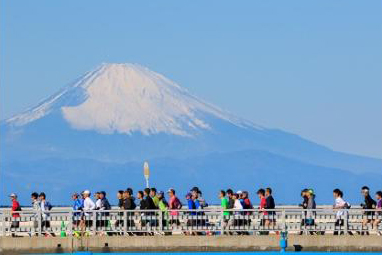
[1,63,381,181]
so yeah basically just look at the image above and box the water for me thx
[29,252,382,255]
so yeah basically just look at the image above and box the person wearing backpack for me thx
[9,193,21,237]
[333,189,352,235]
[39,192,55,236]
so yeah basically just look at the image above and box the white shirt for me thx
[40,200,49,219]
[334,197,346,217]
[234,200,243,210]
[83,197,95,215]
[95,199,102,210]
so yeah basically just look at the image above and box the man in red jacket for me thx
[10,193,21,236]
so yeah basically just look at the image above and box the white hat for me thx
[237,190,243,194]
[9,193,17,197]
[83,190,91,194]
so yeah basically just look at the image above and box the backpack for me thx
[45,201,53,211]
[131,199,136,210]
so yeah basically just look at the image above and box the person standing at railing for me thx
[168,188,182,230]
[185,192,197,234]
[305,189,316,235]
[9,193,21,237]
[150,188,159,209]
[241,191,252,234]
[157,191,169,231]
[82,190,96,228]
[94,192,102,210]
[333,189,351,235]
[72,193,83,228]
[360,186,376,235]
[98,191,111,232]
[219,190,230,232]
[31,192,41,236]
[121,189,136,234]
[227,189,234,212]
[229,193,244,234]
[373,191,382,236]
[265,188,275,231]
[257,188,269,234]
[298,189,309,235]
[39,192,54,237]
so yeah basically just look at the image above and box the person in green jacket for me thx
[156,191,169,232]
[219,190,230,234]
[220,190,229,216]
[150,188,160,209]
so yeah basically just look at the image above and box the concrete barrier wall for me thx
[1,235,381,254]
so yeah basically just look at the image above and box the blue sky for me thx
[1,1,381,158]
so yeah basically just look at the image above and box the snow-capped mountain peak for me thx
[6,63,257,136]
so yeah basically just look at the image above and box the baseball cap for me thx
[157,190,164,195]
[83,190,91,194]
[9,193,17,197]
[237,190,243,194]
[167,188,175,193]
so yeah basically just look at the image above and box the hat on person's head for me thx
[157,190,164,196]
[308,189,315,195]
[100,191,106,196]
[167,188,175,193]
[9,193,17,198]
[83,190,91,195]
[191,187,199,192]
[237,190,243,194]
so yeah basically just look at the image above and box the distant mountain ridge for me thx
[1,63,381,204]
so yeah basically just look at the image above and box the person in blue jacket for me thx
[72,193,83,227]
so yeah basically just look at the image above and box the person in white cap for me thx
[82,190,96,228]
[83,190,95,212]
[9,193,21,236]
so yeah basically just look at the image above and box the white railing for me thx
[0,208,381,236]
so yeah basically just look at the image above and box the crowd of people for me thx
[8,185,382,236]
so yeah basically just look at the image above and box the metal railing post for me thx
[67,211,73,236]
[37,211,42,236]
[158,210,163,233]
[92,211,97,235]
[1,211,5,236]
[344,210,348,235]
[282,209,286,232]
[123,211,127,236]
[220,210,224,235]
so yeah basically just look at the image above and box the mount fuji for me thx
[1,63,381,204]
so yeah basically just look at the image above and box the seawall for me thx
[0,235,381,254]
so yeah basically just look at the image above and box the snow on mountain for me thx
[6,63,259,137]
[1,63,381,177]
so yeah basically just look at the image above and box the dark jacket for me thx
[123,198,136,210]
[228,197,235,209]
[266,195,275,215]
[266,195,275,209]
[363,195,376,215]
[143,196,156,210]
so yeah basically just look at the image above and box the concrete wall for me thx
[0,235,381,254]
